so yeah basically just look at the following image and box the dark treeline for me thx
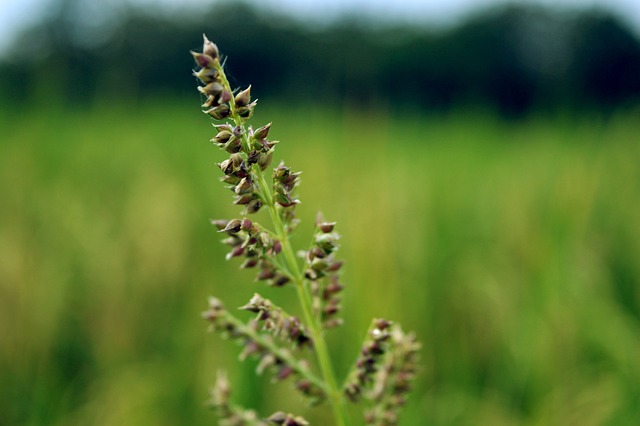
[2,1,640,115]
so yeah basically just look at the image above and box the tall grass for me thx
[1,101,639,425]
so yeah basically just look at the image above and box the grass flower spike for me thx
[192,34,420,425]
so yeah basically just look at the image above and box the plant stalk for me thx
[215,60,351,426]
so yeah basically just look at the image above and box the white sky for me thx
[1,0,639,54]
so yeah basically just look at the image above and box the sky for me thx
[1,0,639,55]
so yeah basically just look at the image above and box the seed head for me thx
[202,34,220,59]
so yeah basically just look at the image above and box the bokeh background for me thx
[1,0,640,424]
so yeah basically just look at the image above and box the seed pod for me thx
[213,130,233,144]
[271,274,290,287]
[219,90,232,104]
[224,138,242,153]
[315,233,339,253]
[202,82,224,96]
[201,95,218,108]
[193,67,217,83]
[191,51,216,69]
[258,151,273,171]
[319,221,336,233]
[202,34,220,59]
[244,198,263,214]
[220,219,242,234]
[236,104,254,119]
[253,122,272,140]
[235,85,251,107]
[205,104,230,120]
[225,245,245,260]
[240,258,259,269]
[266,412,310,426]
[234,177,253,195]
[218,158,233,175]
[210,219,229,230]
[234,193,254,205]
[220,174,241,185]
[241,218,253,232]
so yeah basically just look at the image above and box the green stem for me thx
[260,171,351,426]
[215,61,351,426]
[223,312,328,393]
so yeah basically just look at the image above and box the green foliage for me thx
[1,102,640,425]
[2,2,640,114]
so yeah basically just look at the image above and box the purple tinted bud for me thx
[202,34,219,59]
[241,218,253,232]
[190,51,216,69]
[210,219,229,230]
[271,240,282,255]
[235,85,251,107]
[318,222,336,233]
[220,219,242,233]
[253,122,272,140]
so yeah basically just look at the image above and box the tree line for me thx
[2,1,640,115]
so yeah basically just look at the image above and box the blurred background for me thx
[1,0,639,424]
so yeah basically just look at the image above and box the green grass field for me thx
[1,100,639,425]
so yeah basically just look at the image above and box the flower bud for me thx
[234,177,253,195]
[311,257,328,271]
[220,219,242,234]
[190,51,216,69]
[241,258,259,269]
[213,130,233,144]
[193,67,217,83]
[219,89,232,104]
[257,267,276,281]
[241,218,253,232]
[236,105,254,119]
[234,193,253,205]
[235,85,251,107]
[375,318,392,330]
[271,274,290,287]
[201,95,218,108]
[239,293,265,313]
[258,151,273,171]
[267,412,288,424]
[225,245,245,260]
[210,219,229,230]
[218,158,233,175]
[214,123,233,131]
[318,221,336,233]
[327,260,344,272]
[205,104,230,120]
[276,365,294,381]
[253,122,272,140]
[271,240,282,255]
[224,138,242,153]
[202,34,219,59]
[259,232,271,248]
[229,153,243,168]
[201,81,224,96]
[256,353,276,375]
[315,233,339,253]
[220,174,241,185]
[244,198,263,214]
[267,412,309,426]
[208,296,225,311]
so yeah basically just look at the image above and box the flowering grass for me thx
[1,98,639,424]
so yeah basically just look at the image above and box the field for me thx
[1,100,639,425]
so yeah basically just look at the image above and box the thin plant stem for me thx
[222,312,328,394]
[213,61,351,426]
